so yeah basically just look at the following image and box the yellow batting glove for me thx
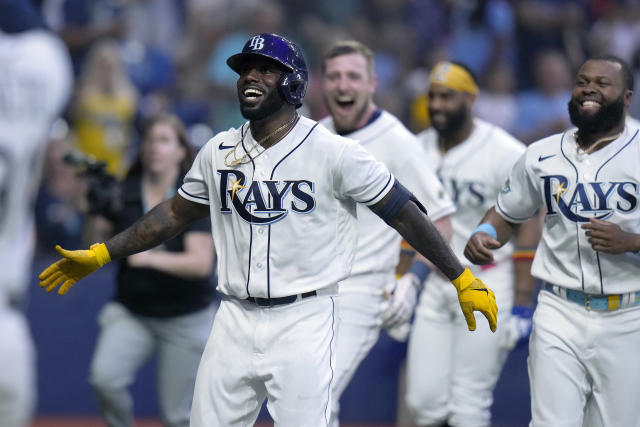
[38,243,111,295]
[452,267,498,332]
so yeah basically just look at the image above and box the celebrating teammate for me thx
[407,61,540,427]
[464,55,640,426]
[39,34,497,426]
[0,1,73,426]
[319,40,455,426]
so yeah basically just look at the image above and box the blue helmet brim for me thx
[226,52,294,75]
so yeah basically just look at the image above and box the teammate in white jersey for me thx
[465,55,640,427]
[408,61,540,427]
[0,1,73,425]
[319,40,456,426]
[39,34,497,427]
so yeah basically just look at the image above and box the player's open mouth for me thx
[335,95,355,110]
[242,87,264,103]
[579,99,601,112]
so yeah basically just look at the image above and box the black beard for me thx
[432,106,468,138]
[568,95,625,133]
[239,88,286,121]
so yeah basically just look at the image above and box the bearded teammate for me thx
[0,1,73,426]
[466,55,640,427]
[407,62,540,427]
[39,34,497,427]
[319,40,455,426]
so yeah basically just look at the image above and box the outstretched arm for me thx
[370,184,497,332]
[378,199,463,280]
[106,194,209,259]
[39,194,209,294]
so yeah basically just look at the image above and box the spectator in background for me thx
[448,0,516,78]
[629,47,640,119]
[35,120,87,251]
[72,39,139,178]
[588,2,640,66]
[85,113,216,427]
[512,50,573,144]
[43,0,127,75]
[475,60,518,133]
[513,0,586,89]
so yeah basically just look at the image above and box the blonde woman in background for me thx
[73,39,139,178]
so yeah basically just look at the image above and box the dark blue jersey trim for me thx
[361,172,393,205]
[595,129,638,180]
[560,131,585,291]
[178,186,209,201]
[324,296,336,426]
[593,128,638,294]
[270,123,319,179]
[265,122,319,298]
[240,124,258,297]
[336,109,383,137]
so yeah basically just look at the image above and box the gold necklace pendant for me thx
[224,114,299,167]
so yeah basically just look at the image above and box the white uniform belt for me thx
[543,282,640,311]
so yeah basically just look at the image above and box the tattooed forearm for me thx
[389,201,464,280]
[104,195,207,260]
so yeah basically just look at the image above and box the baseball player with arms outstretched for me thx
[39,34,497,427]
[407,61,540,427]
[465,55,640,427]
[319,40,456,426]
[0,1,73,426]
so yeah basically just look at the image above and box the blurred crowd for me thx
[33,0,640,252]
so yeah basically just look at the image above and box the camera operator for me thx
[83,113,216,427]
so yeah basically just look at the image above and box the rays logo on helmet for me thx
[248,36,264,51]
[226,33,308,107]
[542,175,638,222]
[218,169,315,225]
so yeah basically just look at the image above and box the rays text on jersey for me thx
[218,170,315,224]
[542,175,637,222]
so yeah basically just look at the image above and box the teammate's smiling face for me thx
[568,59,631,133]
[236,56,288,121]
[428,84,472,137]
[323,53,377,134]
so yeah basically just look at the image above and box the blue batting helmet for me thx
[227,33,308,108]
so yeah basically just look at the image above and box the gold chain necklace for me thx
[574,130,621,155]
[224,114,299,167]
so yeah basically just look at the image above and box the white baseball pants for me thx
[190,290,338,427]
[529,290,640,427]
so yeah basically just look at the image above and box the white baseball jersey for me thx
[497,122,640,295]
[417,118,526,271]
[320,111,455,277]
[0,30,72,300]
[178,116,395,298]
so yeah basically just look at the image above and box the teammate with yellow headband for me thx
[430,61,479,95]
[405,61,542,427]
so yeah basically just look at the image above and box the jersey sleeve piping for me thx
[178,186,210,204]
[360,171,394,205]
